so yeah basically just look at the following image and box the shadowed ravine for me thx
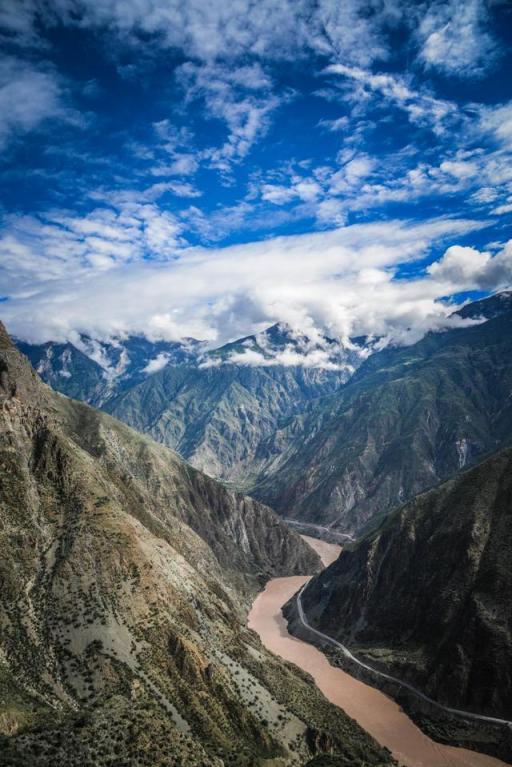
[248,536,510,767]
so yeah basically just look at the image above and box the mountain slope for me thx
[17,333,204,406]
[210,323,367,370]
[0,324,392,767]
[15,339,108,403]
[17,324,369,486]
[456,290,512,320]
[18,293,512,540]
[293,446,512,722]
[251,294,512,535]
[104,363,347,484]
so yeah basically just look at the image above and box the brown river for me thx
[248,535,509,767]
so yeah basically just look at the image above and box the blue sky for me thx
[1,0,512,351]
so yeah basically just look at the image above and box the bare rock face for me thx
[0,323,392,767]
[299,447,512,720]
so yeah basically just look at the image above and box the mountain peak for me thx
[0,321,15,351]
[455,290,512,321]
[0,321,49,404]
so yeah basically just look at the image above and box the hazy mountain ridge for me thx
[18,324,369,487]
[16,334,204,407]
[0,325,393,767]
[17,322,366,406]
[208,323,371,371]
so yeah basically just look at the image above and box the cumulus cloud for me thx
[427,243,512,290]
[427,245,491,284]
[1,212,502,350]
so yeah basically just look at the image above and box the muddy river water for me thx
[248,535,509,767]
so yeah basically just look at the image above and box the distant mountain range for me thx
[16,333,204,406]
[14,292,512,537]
[18,322,368,406]
[251,291,512,534]
[17,324,370,488]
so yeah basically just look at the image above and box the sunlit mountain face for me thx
[1,0,512,358]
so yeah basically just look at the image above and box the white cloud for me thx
[150,154,199,177]
[324,63,456,133]
[1,213,499,349]
[5,0,399,68]
[439,160,479,180]
[0,203,184,300]
[142,181,202,200]
[427,243,512,290]
[176,61,283,173]
[416,0,499,78]
[0,56,69,148]
[479,102,512,151]
[427,245,491,284]
[142,352,171,374]
[223,346,353,372]
[261,184,297,205]
[492,202,512,216]
[472,187,498,204]
[2,0,509,363]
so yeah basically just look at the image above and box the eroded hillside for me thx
[0,324,393,767]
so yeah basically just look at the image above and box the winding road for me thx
[248,536,511,767]
[296,581,512,729]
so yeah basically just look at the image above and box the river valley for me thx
[248,536,510,767]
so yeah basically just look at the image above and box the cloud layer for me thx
[2,213,510,350]
[1,0,511,362]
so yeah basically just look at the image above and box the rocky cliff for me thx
[0,324,393,767]
[296,447,512,720]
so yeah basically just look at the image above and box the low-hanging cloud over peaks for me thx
[2,214,510,363]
